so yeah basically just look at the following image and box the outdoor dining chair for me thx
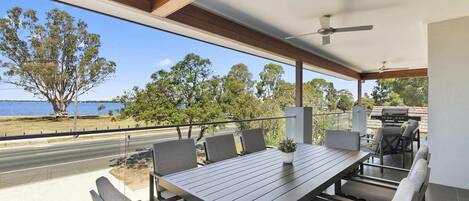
[90,176,131,201]
[149,139,197,201]
[325,130,361,151]
[314,177,417,201]
[240,128,267,154]
[316,158,430,201]
[204,134,238,163]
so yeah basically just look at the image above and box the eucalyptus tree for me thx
[0,7,115,116]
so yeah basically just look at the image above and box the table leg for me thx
[335,180,342,195]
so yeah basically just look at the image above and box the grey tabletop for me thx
[158,144,370,201]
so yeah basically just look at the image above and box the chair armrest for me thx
[349,177,399,190]
[362,162,410,172]
[315,193,356,201]
[356,174,400,185]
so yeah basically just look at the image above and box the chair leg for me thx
[150,174,155,201]
[402,150,406,168]
[360,163,364,175]
[380,154,384,174]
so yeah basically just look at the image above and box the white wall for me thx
[428,16,469,189]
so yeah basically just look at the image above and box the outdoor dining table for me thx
[156,143,370,201]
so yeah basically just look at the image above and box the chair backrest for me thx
[205,134,238,162]
[152,139,197,176]
[403,120,419,138]
[240,128,266,154]
[408,159,428,193]
[416,167,431,201]
[374,127,402,153]
[411,145,429,170]
[90,190,105,201]
[325,130,360,151]
[95,176,131,201]
[391,178,416,201]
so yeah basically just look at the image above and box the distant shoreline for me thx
[0,100,116,103]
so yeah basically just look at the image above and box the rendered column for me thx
[352,105,367,137]
[285,107,312,144]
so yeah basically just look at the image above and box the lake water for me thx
[0,101,122,116]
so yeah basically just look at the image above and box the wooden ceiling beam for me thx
[151,0,193,17]
[360,68,428,80]
[166,5,360,79]
[109,1,361,79]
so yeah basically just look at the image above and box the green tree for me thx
[336,89,354,112]
[371,77,427,106]
[222,64,261,129]
[117,53,223,141]
[256,63,284,99]
[0,8,116,116]
[361,93,375,111]
[304,79,329,112]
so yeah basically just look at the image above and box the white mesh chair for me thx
[90,176,131,201]
[325,130,361,151]
[204,134,238,163]
[240,128,267,154]
[149,139,197,201]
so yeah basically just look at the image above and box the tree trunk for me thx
[50,99,69,117]
[196,126,207,142]
[187,125,192,139]
[176,127,182,140]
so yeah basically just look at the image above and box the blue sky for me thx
[0,0,376,101]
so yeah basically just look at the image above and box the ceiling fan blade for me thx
[334,25,373,33]
[285,32,318,40]
[322,36,330,45]
[320,15,331,28]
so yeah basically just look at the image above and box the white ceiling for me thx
[194,0,469,73]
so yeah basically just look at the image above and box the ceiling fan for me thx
[377,61,409,73]
[285,15,373,45]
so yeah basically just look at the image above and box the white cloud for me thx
[156,58,173,68]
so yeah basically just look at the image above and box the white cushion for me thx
[408,159,428,192]
[392,178,416,201]
[411,145,429,170]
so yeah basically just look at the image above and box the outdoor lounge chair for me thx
[361,119,419,173]
[240,128,267,154]
[325,130,361,151]
[149,139,197,201]
[90,176,131,201]
[204,134,238,163]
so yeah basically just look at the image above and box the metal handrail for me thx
[312,112,351,116]
[0,115,295,141]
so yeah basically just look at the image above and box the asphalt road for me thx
[0,128,236,188]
